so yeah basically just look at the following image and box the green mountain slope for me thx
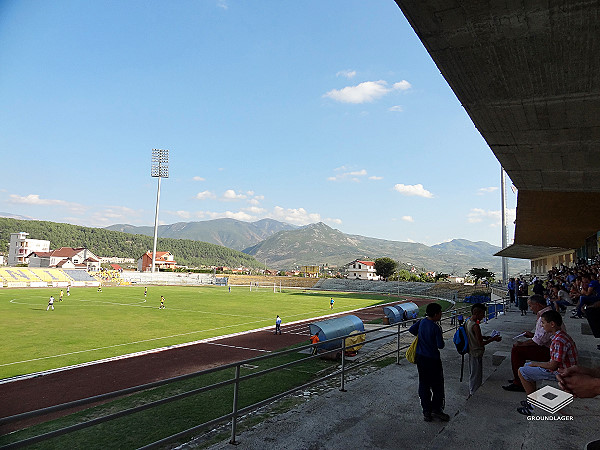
[243,222,530,275]
[105,218,297,251]
[0,218,263,269]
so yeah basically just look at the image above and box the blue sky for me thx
[0,0,516,247]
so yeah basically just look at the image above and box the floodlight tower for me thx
[151,149,169,273]
[501,166,508,284]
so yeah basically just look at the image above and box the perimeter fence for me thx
[0,290,510,449]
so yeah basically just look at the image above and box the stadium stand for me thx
[121,271,214,286]
[0,268,42,284]
[314,278,455,298]
[0,268,77,287]
[90,270,128,286]
[61,269,97,283]
[28,268,73,283]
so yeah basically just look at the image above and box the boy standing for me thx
[47,295,55,311]
[409,302,450,422]
[159,296,165,309]
[275,315,282,334]
[465,303,502,394]
[516,310,578,415]
[330,298,334,310]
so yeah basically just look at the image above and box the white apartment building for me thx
[8,232,50,266]
[346,259,381,281]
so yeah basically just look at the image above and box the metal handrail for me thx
[1,295,511,449]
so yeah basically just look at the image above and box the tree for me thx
[468,268,495,285]
[374,257,397,281]
[434,273,449,282]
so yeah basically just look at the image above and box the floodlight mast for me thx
[151,149,169,274]
[501,166,508,284]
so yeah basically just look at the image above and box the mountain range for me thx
[106,218,297,251]
[106,219,529,275]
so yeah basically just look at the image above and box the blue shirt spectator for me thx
[410,315,445,359]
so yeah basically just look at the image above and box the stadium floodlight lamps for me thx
[151,149,169,274]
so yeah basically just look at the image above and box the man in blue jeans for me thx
[409,302,450,422]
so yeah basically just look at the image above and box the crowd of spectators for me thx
[508,256,600,319]
[503,255,600,412]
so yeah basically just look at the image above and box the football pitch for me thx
[0,285,394,380]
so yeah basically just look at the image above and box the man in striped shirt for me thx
[516,310,578,415]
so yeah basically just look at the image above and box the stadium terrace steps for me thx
[0,268,76,287]
[61,270,97,282]
[314,279,446,297]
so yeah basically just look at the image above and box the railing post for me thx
[340,339,347,392]
[229,364,241,445]
[396,322,401,365]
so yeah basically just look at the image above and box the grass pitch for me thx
[0,285,394,379]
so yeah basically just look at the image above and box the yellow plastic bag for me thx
[405,336,418,364]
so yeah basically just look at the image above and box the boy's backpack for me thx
[453,322,469,355]
[453,320,470,382]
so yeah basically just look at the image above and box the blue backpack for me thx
[453,322,469,355]
[453,320,470,382]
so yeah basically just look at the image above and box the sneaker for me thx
[502,383,525,392]
[517,405,533,416]
[431,411,450,422]
[520,400,534,409]
[423,412,433,422]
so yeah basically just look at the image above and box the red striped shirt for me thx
[550,329,578,371]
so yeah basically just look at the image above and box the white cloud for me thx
[393,184,434,198]
[323,79,412,104]
[86,206,144,226]
[326,218,342,225]
[193,176,205,181]
[393,80,412,91]
[328,167,370,182]
[388,105,403,112]
[217,0,228,10]
[196,190,216,200]
[222,189,247,200]
[349,169,367,176]
[336,69,356,79]
[477,186,498,195]
[8,194,86,213]
[467,208,516,227]
[175,210,191,219]
[249,198,260,205]
[198,210,253,221]
[323,81,390,104]
[272,206,321,225]
[369,176,383,180]
[402,215,414,222]
[243,206,266,214]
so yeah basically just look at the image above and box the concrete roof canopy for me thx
[394,0,600,258]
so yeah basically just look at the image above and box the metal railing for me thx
[0,295,510,449]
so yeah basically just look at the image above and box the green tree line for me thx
[0,218,263,269]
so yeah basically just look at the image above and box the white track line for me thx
[204,342,271,353]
